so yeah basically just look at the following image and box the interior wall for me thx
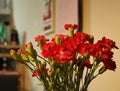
[12,0,44,44]
[56,0,78,34]
[12,0,78,91]
[12,0,120,91]
[12,0,44,91]
[83,0,91,34]
[83,0,120,91]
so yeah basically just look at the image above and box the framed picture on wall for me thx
[43,0,56,35]
[78,0,83,32]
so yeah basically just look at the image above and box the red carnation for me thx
[41,42,59,58]
[35,35,49,43]
[64,24,78,30]
[102,59,116,71]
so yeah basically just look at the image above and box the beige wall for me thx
[56,0,78,34]
[12,0,78,91]
[13,0,43,44]
[13,0,120,91]
[83,0,120,91]
[13,0,44,91]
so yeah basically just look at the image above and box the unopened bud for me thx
[99,66,107,74]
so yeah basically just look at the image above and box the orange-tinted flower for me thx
[10,49,16,55]
[17,48,23,53]
[25,42,33,48]
[10,49,19,61]
[24,51,29,56]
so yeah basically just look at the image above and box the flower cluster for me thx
[10,24,118,91]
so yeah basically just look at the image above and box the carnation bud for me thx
[21,54,29,61]
[25,42,37,60]
[99,66,107,74]
[28,55,35,61]
[10,49,19,61]
[68,29,74,37]
[55,36,61,45]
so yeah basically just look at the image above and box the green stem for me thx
[29,61,36,69]
[76,68,83,91]
[82,58,101,90]
[37,55,50,64]
[25,63,34,71]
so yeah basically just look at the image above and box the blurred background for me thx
[0,0,120,91]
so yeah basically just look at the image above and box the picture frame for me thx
[78,0,83,32]
[43,0,56,35]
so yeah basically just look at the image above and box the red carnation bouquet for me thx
[10,24,118,91]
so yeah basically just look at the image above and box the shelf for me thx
[0,44,21,58]
[0,53,11,58]
[0,44,21,49]
[0,70,19,75]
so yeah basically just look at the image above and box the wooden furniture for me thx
[0,71,19,91]
[0,44,20,70]
[0,44,23,91]
[0,1,25,90]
